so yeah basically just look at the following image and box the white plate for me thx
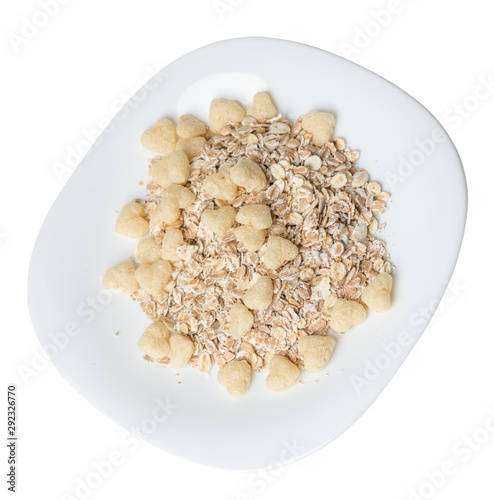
[28,37,467,470]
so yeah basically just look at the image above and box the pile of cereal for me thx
[103,92,394,397]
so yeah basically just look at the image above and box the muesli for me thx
[103,92,394,397]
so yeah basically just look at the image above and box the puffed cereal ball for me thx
[163,184,196,208]
[209,98,246,134]
[298,335,336,373]
[176,114,206,139]
[247,92,278,121]
[135,238,162,264]
[135,259,172,297]
[161,228,185,262]
[266,355,300,392]
[141,118,177,154]
[137,323,171,360]
[167,151,190,185]
[217,360,252,397]
[149,156,171,188]
[329,298,367,333]
[229,302,254,339]
[115,202,149,238]
[230,158,268,193]
[201,206,237,236]
[103,260,139,294]
[263,236,298,270]
[150,196,180,226]
[243,276,273,311]
[175,136,207,160]
[234,225,267,252]
[202,165,238,201]
[361,272,393,312]
[169,333,195,369]
[302,111,335,147]
[236,204,272,230]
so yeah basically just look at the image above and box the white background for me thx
[1,0,493,499]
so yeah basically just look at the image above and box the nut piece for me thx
[229,303,254,339]
[176,114,206,139]
[150,196,180,225]
[301,111,336,147]
[230,158,267,193]
[161,228,185,262]
[217,360,252,397]
[298,335,336,373]
[203,165,238,201]
[329,298,367,333]
[149,157,171,188]
[361,272,393,312]
[169,333,195,369]
[135,260,172,297]
[115,202,149,238]
[135,238,162,264]
[247,92,278,121]
[209,98,246,134]
[234,225,267,252]
[201,206,237,236]
[103,260,139,294]
[141,118,177,154]
[266,355,300,392]
[137,322,171,360]
[163,184,195,209]
[243,276,273,311]
[263,235,299,270]
[175,136,206,160]
[236,204,272,230]
[167,151,190,185]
